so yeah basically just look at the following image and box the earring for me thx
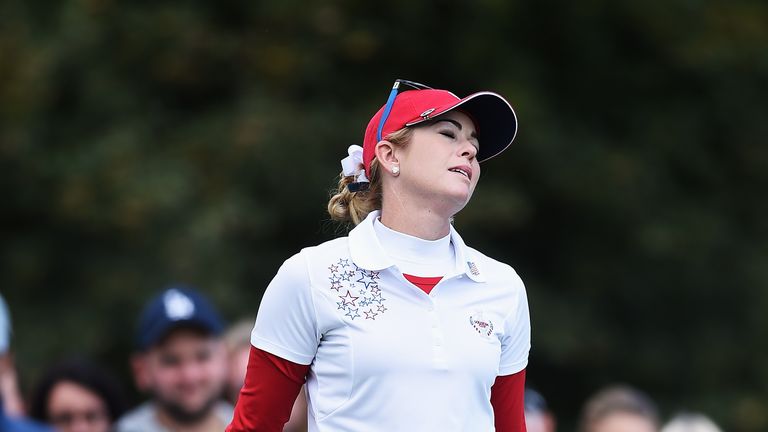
[392,165,400,176]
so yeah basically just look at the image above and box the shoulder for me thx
[0,417,54,432]
[115,402,164,432]
[466,245,525,288]
[279,236,351,277]
[450,224,524,293]
[262,236,353,307]
[300,236,350,261]
[214,401,234,425]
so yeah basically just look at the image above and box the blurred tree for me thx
[0,0,766,430]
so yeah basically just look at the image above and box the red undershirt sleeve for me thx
[490,368,527,432]
[227,346,311,432]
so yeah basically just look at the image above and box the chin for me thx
[436,190,472,215]
[448,185,474,204]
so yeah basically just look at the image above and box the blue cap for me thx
[524,388,549,414]
[136,285,225,350]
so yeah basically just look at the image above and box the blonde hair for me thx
[223,319,253,353]
[327,128,413,225]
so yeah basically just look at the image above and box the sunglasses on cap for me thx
[376,79,433,143]
[344,79,434,193]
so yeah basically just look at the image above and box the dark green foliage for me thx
[1,1,766,429]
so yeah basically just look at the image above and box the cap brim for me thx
[406,91,518,162]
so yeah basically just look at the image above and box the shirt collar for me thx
[348,211,486,282]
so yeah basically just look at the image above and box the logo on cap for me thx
[420,108,435,119]
[163,289,195,320]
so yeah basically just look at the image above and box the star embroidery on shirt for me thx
[356,276,377,290]
[339,290,359,306]
[327,262,390,320]
[345,307,360,320]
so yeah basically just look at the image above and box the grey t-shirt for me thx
[115,401,234,432]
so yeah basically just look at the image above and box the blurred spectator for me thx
[0,293,54,432]
[661,412,723,432]
[29,358,126,432]
[223,319,307,432]
[0,293,25,417]
[524,387,556,432]
[579,385,659,432]
[222,320,252,404]
[115,286,232,432]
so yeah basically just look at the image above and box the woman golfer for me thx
[228,79,530,432]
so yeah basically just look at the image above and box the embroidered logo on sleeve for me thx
[469,313,494,337]
[329,258,387,321]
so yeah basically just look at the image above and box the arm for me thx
[494,268,531,432]
[491,368,527,432]
[227,346,310,432]
[229,253,319,431]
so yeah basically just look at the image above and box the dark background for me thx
[1,0,766,430]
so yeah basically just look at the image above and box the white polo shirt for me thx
[252,211,530,432]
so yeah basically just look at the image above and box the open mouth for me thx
[449,167,472,180]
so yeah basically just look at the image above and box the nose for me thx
[182,362,205,382]
[70,419,93,432]
[460,140,478,160]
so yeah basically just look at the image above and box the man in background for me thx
[223,319,307,432]
[579,384,659,432]
[116,286,232,432]
[524,387,556,432]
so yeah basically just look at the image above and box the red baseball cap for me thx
[361,84,518,177]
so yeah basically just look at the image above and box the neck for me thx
[379,206,451,240]
[380,178,462,240]
[373,217,453,276]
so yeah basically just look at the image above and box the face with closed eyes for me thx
[386,110,480,218]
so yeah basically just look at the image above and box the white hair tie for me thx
[340,145,370,192]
